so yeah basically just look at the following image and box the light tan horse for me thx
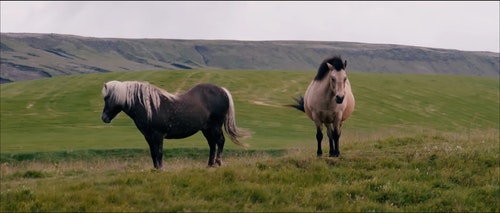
[288,55,355,157]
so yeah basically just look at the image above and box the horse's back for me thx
[155,83,229,138]
[303,80,330,121]
[303,81,319,120]
[181,83,230,116]
[184,83,227,101]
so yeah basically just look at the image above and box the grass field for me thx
[1,70,499,212]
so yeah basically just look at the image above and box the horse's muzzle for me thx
[101,114,111,123]
[335,95,345,104]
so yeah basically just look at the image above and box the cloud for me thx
[1,1,498,52]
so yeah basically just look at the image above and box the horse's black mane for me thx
[314,55,345,81]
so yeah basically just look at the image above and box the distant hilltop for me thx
[1,33,498,83]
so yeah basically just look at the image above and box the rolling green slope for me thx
[1,70,498,154]
[1,70,499,212]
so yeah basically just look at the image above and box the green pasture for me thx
[1,70,498,153]
[0,70,499,212]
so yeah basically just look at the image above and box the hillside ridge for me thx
[1,33,498,83]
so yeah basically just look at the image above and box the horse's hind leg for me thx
[202,127,224,167]
[215,131,225,166]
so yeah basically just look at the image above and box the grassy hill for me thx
[1,70,498,153]
[0,70,498,211]
[1,33,499,83]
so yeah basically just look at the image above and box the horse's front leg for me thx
[315,126,323,157]
[331,127,341,157]
[145,132,164,169]
[326,124,337,157]
[329,120,342,157]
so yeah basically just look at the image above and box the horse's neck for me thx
[305,79,336,109]
[124,89,170,122]
[314,79,335,99]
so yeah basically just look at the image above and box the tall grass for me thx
[1,130,498,212]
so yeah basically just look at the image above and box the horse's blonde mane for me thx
[102,80,176,120]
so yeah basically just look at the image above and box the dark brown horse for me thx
[289,55,355,157]
[101,80,250,169]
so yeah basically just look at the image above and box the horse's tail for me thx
[221,87,250,148]
[284,95,305,112]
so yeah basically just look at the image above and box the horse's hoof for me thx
[329,153,340,157]
[207,163,220,168]
[150,168,163,172]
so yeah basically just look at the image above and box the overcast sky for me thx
[1,1,499,52]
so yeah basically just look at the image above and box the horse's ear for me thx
[344,60,347,69]
[326,63,333,70]
[103,83,107,89]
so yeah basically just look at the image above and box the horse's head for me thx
[327,58,348,104]
[101,81,124,123]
